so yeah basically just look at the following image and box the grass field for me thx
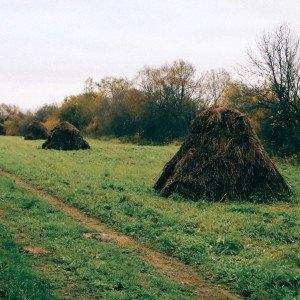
[0,173,196,299]
[0,136,299,299]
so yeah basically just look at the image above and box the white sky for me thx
[1,0,300,111]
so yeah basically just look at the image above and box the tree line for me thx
[1,25,299,156]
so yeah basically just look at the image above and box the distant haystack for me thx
[154,106,291,201]
[24,121,48,140]
[42,121,90,150]
[0,123,6,135]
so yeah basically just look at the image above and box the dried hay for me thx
[24,121,48,140]
[154,106,291,201]
[42,121,90,150]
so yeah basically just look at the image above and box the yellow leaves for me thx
[43,116,60,131]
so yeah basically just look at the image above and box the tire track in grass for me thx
[0,167,240,300]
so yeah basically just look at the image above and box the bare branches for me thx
[245,25,300,128]
[136,60,202,107]
[83,77,96,94]
[199,69,231,106]
[97,77,133,101]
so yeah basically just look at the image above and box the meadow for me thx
[0,136,299,299]
[0,173,196,299]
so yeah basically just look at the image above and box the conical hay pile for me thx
[42,121,90,150]
[0,123,6,135]
[24,121,48,140]
[154,106,291,201]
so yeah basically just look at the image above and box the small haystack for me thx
[24,121,48,140]
[154,106,291,201]
[42,121,90,150]
[0,123,6,135]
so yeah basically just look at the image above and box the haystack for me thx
[154,106,291,201]
[0,123,6,135]
[24,121,48,140]
[42,121,90,150]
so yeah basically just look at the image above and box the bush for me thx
[260,106,300,157]
[59,93,97,130]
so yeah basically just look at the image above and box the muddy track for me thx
[0,168,240,300]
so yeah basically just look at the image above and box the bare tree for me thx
[200,69,231,106]
[137,59,202,106]
[84,77,96,94]
[135,60,201,141]
[0,104,20,123]
[246,24,300,130]
[97,77,133,101]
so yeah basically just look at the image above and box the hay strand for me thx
[42,121,90,150]
[154,106,291,201]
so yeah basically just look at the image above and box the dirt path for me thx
[0,168,240,300]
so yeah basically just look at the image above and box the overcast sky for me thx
[1,0,300,111]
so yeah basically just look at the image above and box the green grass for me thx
[0,223,53,300]
[0,173,195,299]
[0,136,299,299]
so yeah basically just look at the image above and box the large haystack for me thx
[154,106,291,201]
[0,123,6,135]
[42,121,90,150]
[24,121,48,140]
